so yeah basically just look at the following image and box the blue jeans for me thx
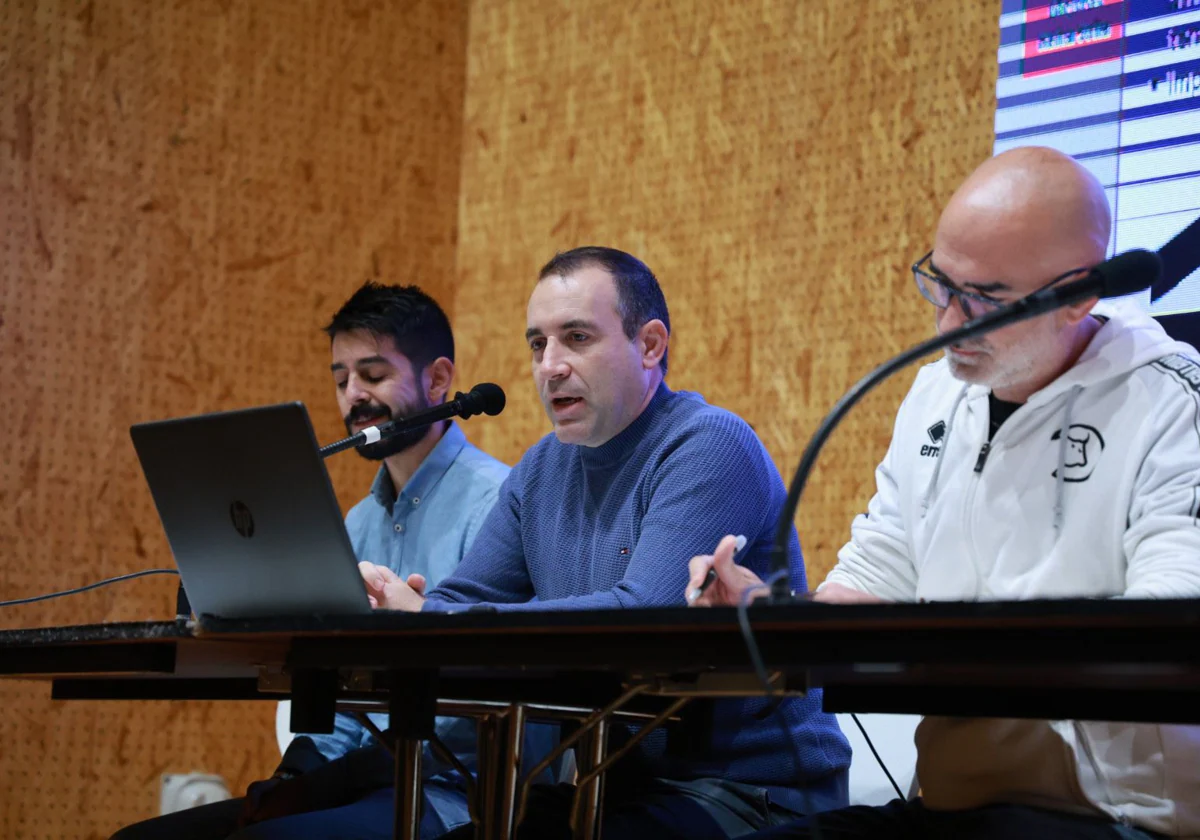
[745,798,1163,840]
[110,778,468,840]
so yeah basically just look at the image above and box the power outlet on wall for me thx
[159,772,232,815]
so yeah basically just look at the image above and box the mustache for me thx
[344,403,392,426]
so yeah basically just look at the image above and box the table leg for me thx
[494,704,526,840]
[386,670,438,840]
[476,713,502,839]
[570,717,608,840]
[394,736,423,840]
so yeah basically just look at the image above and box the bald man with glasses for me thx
[689,146,1200,839]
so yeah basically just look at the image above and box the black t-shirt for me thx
[988,392,1022,441]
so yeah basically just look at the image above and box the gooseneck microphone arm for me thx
[318,383,506,460]
[319,423,390,460]
[768,249,1162,601]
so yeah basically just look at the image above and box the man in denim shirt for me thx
[113,283,513,839]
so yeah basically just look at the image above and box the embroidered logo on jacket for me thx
[1050,424,1105,482]
[920,420,946,457]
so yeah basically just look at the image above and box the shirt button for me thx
[411,497,421,506]
[393,524,405,533]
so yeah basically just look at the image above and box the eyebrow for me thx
[928,259,1011,295]
[524,319,600,341]
[329,355,390,372]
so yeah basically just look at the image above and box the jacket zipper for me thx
[974,442,991,473]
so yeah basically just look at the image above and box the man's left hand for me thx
[359,562,426,611]
[813,582,888,604]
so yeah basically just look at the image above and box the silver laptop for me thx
[130,402,372,619]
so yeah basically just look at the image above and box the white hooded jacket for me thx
[824,301,1200,836]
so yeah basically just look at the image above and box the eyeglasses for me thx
[912,250,1089,319]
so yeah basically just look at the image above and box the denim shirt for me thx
[307,422,509,773]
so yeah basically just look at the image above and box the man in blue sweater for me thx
[361,247,850,839]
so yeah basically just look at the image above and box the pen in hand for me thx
[687,534,747,603]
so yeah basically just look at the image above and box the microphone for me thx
[767,249,1162,600]
[1007,248,1161,312]
[376,382,506,439]
[319,383,506,459]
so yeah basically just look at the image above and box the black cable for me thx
[849,712,905,801]
[737,571,825,840]
[737,574,907,834]
[735,571,784,701]
[0,569,180,607]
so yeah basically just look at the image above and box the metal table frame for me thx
[4,598,1200,839]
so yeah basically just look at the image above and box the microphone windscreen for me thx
[469,383,506,416]
[1095,249,1161,299]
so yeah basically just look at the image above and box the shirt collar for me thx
[369,422,468,509]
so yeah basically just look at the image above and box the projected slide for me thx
[993,0,1200,316]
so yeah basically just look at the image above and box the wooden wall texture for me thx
[0,0,998,835]
[0,0,467,835]
[453,0,1000,578]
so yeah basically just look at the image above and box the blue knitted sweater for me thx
[425,384,850,812]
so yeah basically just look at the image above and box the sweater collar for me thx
[578,382,673,469]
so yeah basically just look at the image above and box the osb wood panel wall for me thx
[1,0,1002,835]
[0,1,467,836]
[453,0,1000,584]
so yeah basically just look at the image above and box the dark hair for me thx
[538,246,671,373]
[323,282,454,372]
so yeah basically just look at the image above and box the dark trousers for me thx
[745,798,1162,840]
[110,784,466,840]
[439,777,806,840]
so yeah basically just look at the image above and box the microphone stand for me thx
[317,388,499,460]
[319,423,396,460]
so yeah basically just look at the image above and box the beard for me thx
[944,320,1056,392]
[343,393,433,461]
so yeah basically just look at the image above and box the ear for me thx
[1057,296,1099,327]
[424,357,455,404]
[639,319,669,371]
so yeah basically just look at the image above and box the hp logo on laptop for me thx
[229,501,255,538]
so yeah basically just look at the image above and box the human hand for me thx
[813,582,888,604]
[358,562,426,611]
[685,535,768,607]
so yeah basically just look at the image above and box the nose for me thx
[538,339,571,382]
[937,295,971,334]
[344,374,372,404]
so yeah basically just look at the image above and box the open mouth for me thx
[550,396,583,411]
[352,414,389,429]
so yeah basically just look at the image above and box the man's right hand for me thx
[686,538,889,607]
[686,535,769,607]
